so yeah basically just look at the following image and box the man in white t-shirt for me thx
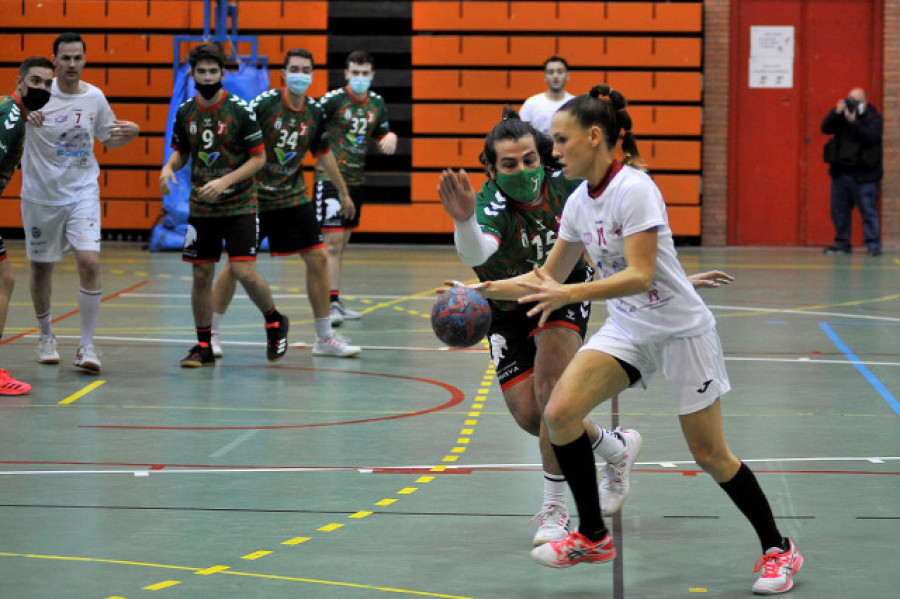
[20,32,139,372]
[519,56,574,136]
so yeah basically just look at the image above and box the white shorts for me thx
[581,321,731,415]
[21,199,102,262]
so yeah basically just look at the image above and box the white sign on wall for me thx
[749,26,795,88]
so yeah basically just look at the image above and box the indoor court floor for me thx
[0,241,897,598]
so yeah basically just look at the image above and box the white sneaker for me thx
[330,300,362,320]
[312,332,361,357]
[752,538,803,595]
[38,334,60,364]
[74,344,101,373]
[600,427,642,516]
[210,333,223,358]
[530,504,570,546]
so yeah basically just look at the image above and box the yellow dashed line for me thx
[468,411,481,417]
[461,428,474,434]
[416,476,435,483]
[442,455,459,462]
[464,419,478,425]
[689,588,709,593]
[456,438,470,444]
[143,580,180,590]
[282,537,311,545]
[430,465,447,472]
[241,551,272,560]
[348,511,373,519]
[375,498,397,506]
[195,565,230,575]
[318,523,344,532]
[397,487,418,495]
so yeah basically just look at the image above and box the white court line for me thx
[707,304,900,323]
[208,430,259,458]
[1,456,896,477]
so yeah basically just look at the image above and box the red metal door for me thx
[728,0,882,246]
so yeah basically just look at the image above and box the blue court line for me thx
[819,322,900,416]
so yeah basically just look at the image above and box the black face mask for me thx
[22,87,51,111]
[195,81,223,101]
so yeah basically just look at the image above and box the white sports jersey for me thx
[21,79,115,205]
[558,163,714,342]
[519,91,574,136]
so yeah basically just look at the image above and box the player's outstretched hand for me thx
[518,266,568,327]
[689,270,734,288]
[438,169,476,222]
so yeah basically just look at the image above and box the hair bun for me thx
[589,84,611,99]
[501,106,521,121]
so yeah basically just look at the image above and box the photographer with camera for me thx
[821,87,883,256]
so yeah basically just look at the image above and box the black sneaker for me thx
[868,247,882,257]
[823,245,851,254]
[266,314,289,362]
[181,344,215,368]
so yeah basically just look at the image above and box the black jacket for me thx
[821,104,883,183]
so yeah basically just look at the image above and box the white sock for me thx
[211,312,224,335]
[543,472,568,510]
[79,288,102,347]
[590,423,626,460]
[314,317,332,340]
[36,311,53,337]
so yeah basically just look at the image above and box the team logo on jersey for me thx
[274,118,282,130]
[274,148,296,165]
[582,232,594,246]
[54,114,68,123]
[189,121,197,135]
[344,108,353,120]
[198,151,220,166]
[31,226,42,239]
[217,121,226,134]
[183,224,198,248]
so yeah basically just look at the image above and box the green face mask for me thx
[495,167,545,203]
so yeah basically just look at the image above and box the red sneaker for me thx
[0,369,31,395]
[531,531,616,568]
[752,538,803,595]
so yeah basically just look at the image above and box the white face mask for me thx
[348,76,371,95]
[286,73,312,95]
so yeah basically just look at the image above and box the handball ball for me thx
[431,287,492,348]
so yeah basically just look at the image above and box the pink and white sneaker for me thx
[752,538,803,595]
[530,504,570,546]
[531,531,616,568]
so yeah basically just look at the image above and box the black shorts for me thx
[183,213,259,263]
[260,203,324,255]
[488,265,593,390]
[315,180,365,230]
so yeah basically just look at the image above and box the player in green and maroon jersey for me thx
[0,56,54,395]
[437,108,643,548]
[313,50,397,324]
[159,43,288,368]
[209,48,360,359]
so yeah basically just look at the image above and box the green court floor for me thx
[0,242,897,598]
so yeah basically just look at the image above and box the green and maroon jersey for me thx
[0,94,26,194]
[313,86,390,186]
[250,88,329,211]
[171,91,265,217]
[473,169,590,311]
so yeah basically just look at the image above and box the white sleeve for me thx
[519,97,534,123]
[453,212,500,267]
[93,91,117,143]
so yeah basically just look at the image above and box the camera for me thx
[844,97,860,114]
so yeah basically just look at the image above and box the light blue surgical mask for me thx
[348,76,371,95]
[286,72,312,95]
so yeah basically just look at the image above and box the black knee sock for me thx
[551,432,607,542]
[196,326,211,346]
[719,462,785,552]
[263,307,282,324]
